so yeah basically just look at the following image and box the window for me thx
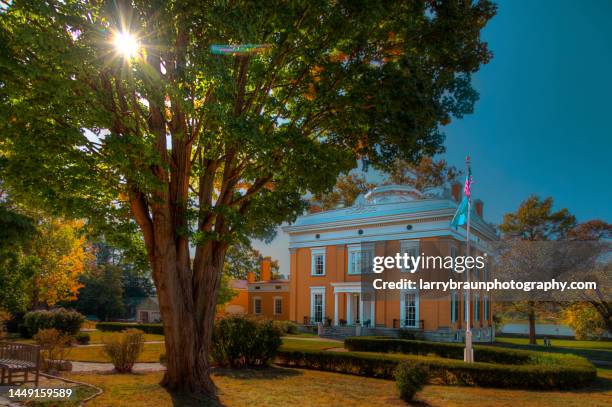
[401,290,419,328]
[400,241,419,272]
[450,291,458,323]
[464,292,469,322]
[274,298,282,315]
[254,298,262,315]
[474,294,480,322]
[484,295,490,320]
[348,244,374,274]
[311,248,326,276]
[310,287,325,323]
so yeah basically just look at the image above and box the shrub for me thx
[34,328,72,371]
[395,361,429,401]
[211,315,282,368]
[397,329,416,340]
[23,308,84,337]
[96,322,163,335]
[276,349,596,390]
[102,329,145,373]
[273,320,299,335]
[344,337,534,365]
[74,332,90,345]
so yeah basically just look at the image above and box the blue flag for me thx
[451,196,469,228]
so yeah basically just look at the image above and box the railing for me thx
[0,342,40,385]
[393,319,425,330]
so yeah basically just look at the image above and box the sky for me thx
[254,0,612,275]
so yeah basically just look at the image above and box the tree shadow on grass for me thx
[212,365,303,380]
[170,392,223,407]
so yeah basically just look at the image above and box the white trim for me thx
[399,240,420,272]
[450,291,458,323]
[400,289,419,328]
[347,243,374,275]
[474,293,480,322]
[483,294,490,321]
[310,286,326,323]
[311,247,326,276]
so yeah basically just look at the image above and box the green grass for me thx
[86,330,164,344]
[64,367,612,407]
[496,337,612,350]
[65,343,165,363]
[494,337,612,364]
[279,338,342,351]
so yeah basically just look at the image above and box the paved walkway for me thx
[69,361,166,373]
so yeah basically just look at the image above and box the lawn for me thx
[65,343,165,363]
[494,337,612,364]
[279,338,341,351]
[86,330,165,344]
[63,367,612,407]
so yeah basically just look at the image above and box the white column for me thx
[359,295,364,326]
[346,294,352,325]
[370,299,375,328]
[334,292,339,326]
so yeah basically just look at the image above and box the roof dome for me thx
[363,184,422,204]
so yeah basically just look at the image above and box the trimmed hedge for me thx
[276,349,596,390]
[96,322,163,335]
[22,309,84,338]
[345,337,535,365]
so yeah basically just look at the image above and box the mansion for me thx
[282,183,498,342]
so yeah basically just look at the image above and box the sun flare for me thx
[113,31,139,58]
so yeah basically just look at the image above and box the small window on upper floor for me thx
[311,248,326,276]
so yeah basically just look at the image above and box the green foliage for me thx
[276,349,596,390]
[311,173,377,211]
[394,361,429,401]
[273,320,299,335]
[386,156,462,190]
[102,329,145,373]
[74,331,91,345]
[23,308,85,338]
[397,329,416,340]
[500,196,576,241]
[96,322,164,335]
[564,303,607,340]
[211,316,282,368]
[216,273,238,308]
[74,264,125,321]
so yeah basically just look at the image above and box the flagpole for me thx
[464,156,474,363]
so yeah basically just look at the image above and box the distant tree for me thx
[568,220,612,241]
[385,156,462,190]
[216,274,238,308]
[311,173,377,211]
[224,240,279,281]
[28,218,94,308]
[74,264,124,321]
[0,204,36,313]
[564,302,607,340]
[499,196,576,344]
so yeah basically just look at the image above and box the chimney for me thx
[261,257,272,281]
[474,199,484,218]
[247,272,255,283]
[451,182,462,202]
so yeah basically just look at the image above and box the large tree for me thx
[499,196,576,344]
[0,0,495,395]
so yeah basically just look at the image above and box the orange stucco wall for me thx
[248,288,290,321]
[289,237,493,330]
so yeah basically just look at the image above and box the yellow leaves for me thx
[329,51,348,63]
[304,83,317,101]
[32,218,92,307]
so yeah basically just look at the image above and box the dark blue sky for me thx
[443,0,612,224]
[254,1,612,273]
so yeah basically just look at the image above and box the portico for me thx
[331,282,375,327]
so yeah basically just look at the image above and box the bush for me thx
[344,337,535,365]
[211,315,282,368]
[273,320,299,335]
[23,308,84,338]
[74,332,90,345]
[34,328,72,371]
[397,329,416,340]
[102,329,145,373]
[395,361,429,401]
[96,322,163,335]
[276,349,596,390]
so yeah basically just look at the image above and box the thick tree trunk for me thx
[528,306,537,345]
